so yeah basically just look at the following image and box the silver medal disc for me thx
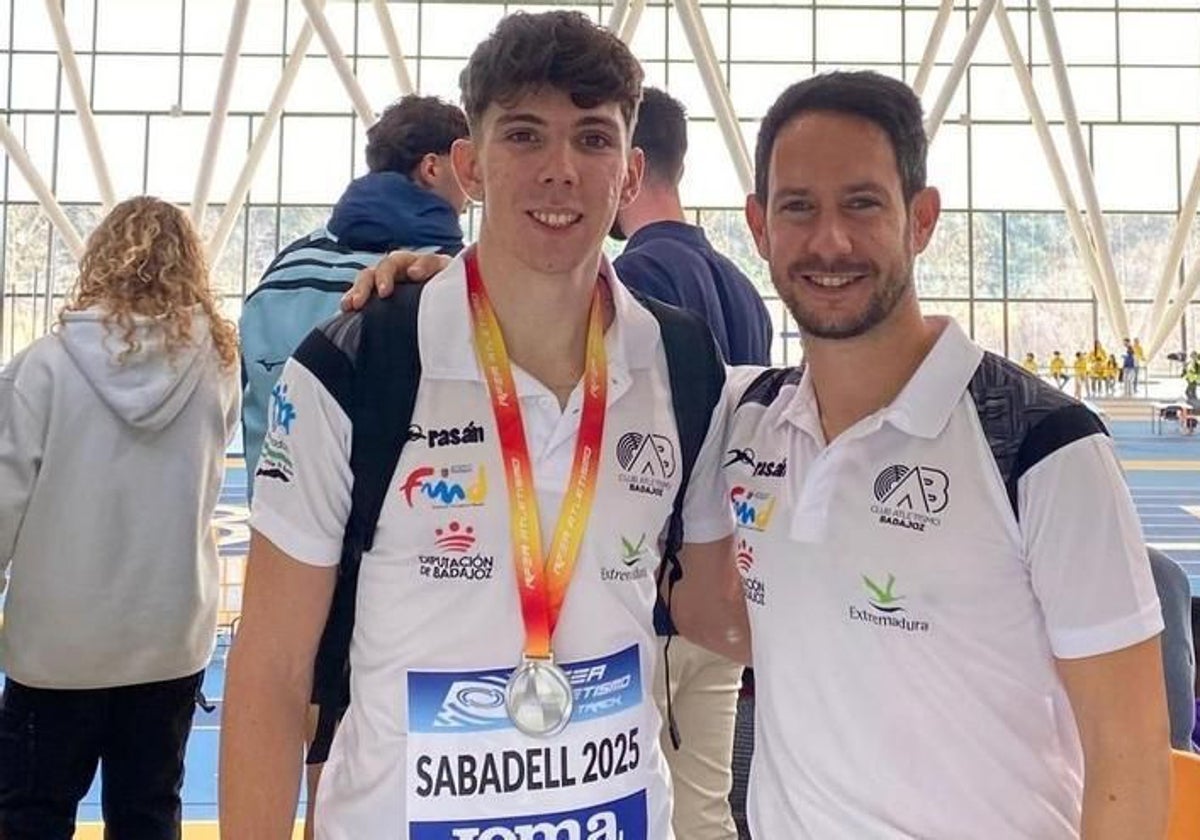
[505,657,574,738]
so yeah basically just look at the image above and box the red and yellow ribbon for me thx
[466,251,608,660]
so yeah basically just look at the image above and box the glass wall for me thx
[3,0,1199,367]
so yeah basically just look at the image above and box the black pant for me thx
[0,671,202,840]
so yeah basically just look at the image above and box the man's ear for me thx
[744,193,770,261]
[450,137,484,203]
[908,186,941,255]
[619,146,644,209]
[411,153,439,189]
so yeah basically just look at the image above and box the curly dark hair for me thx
[755,71,928,203]
[365,94,470,175]
[460,10,643,133]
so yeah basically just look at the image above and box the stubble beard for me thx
[776,255,916,341]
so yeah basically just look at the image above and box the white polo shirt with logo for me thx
[249,254,734,840]
[722,317,1162,839]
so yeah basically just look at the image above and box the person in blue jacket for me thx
[239,95,469,492]
[611,87,772,367]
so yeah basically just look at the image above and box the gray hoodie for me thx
[0,308,239,688]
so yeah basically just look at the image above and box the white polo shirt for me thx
[723,318,1162,839]
[250,254,733,840]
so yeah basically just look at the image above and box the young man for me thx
[239,94,468,489]
[682,70,1170,838]
[219,12,737,839]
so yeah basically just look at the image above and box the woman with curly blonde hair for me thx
[0,196,239,839]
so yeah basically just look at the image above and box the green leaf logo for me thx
[621,533,647,566]
[862,573,905,613]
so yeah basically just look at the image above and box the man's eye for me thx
[780,201,812,213]
[580,133,613,149]
[846,196,881,210]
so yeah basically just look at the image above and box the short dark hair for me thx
[754,71,927,203]
[633,88,687,185]
[365,95,469,175]
[460,10,643,133]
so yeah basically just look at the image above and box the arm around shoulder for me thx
[670,535,751,664]
[219,530,337,839]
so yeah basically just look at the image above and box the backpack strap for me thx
[630,294,727,637]
[966,351,1107,520]
[736,365,805,410]
[305,283,426,762]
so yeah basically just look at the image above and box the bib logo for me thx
[402,464,488,508]
[256,382,298,483]
[849,573,930,633]
[730,486,777,531]
[736,539,765,606]
[614,431,676,498]
[448,811,621,840]
[409,422,487,449]
[420,520,494,582]
[433,674,510,727]
[870,464,948,532]
[409,647,642,735]
[409,791,648,840]
[724,447,787,478]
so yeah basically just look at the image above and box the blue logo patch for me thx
[408,646,642,734]
[269,382,297,435]
[409,789,647,840]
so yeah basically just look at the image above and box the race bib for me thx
[406,646,652,838]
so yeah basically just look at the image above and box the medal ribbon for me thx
[466,252,608,661]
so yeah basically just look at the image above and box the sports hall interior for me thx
[1,0,1200,836]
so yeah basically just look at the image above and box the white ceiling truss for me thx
[5,0,1200,357]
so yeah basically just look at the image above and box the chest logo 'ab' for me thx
[870,465,949,532]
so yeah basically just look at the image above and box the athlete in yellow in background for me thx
[1049,351,1068,390]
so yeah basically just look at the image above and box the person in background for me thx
[0,196,239,840]
[1122,339,1138,397]
[612,87,772,368]
[1049,350,1068,389]
[610,85,771,840]
[1133,337,1147,390]
[240,94,469,492]
[1073,351,1089,399]
[1186,352,1200,407]
[1022,351,1038,376]
[1105,353,1120,396]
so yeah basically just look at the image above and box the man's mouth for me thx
[800,272,866,289]
[529,211,582,229]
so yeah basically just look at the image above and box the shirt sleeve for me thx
[248,358,353,567]
[1020,433,1164,659]
[681,365,753,546]
[0,369,44,582]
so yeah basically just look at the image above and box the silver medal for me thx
[504,656,574,737]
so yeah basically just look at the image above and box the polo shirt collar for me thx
[781,316,982,442]
[885,317,982,439]
[417,251,659,388]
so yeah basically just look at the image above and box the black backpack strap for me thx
[967,352,1107,520]
[736,365,805,410]
[631,295,726,637]
[306,283,425,763]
